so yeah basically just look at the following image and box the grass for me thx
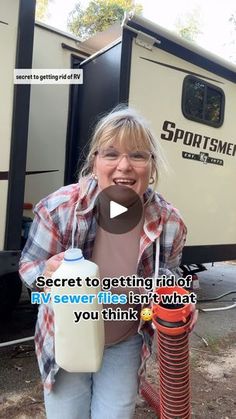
[203,335,221,354]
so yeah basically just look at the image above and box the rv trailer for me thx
[72,14,236,266]
[0,0,36,315]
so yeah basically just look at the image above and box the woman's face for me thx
[93,140,153,198]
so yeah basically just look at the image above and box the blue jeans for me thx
[44,333,143,419]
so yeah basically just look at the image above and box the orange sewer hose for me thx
[141,286,196,419]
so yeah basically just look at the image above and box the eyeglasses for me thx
[95,149,153,168]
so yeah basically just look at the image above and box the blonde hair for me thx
[79,106,166,195]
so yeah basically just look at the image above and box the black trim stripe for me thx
[140,57,224,84]
[26,170,59,175]
[0,172,8,180]
[182,244,236,264]
[4,0,36,251]
[0,20,8,25]
[0,170,59,180]
[119,29,133,102]
[64,55,85,185]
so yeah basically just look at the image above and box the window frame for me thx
[181,75,225,128]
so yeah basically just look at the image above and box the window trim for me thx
[181,75,225,128]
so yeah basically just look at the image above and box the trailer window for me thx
[182,76,225,127]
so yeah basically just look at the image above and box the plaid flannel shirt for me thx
[19,178,187,392]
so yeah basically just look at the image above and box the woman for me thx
[19,107,187,419]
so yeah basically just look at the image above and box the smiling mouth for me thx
[113,178,136,186]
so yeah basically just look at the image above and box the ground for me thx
[1,335,236,419]
[0,262,236,418]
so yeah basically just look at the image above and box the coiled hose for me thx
[141,286,197,419]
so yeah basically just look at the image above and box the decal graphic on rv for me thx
[160,120,236,158]
[182,151,224,166]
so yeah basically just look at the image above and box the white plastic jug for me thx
[51,248,104,372]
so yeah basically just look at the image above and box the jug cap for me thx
[64,248,84,261]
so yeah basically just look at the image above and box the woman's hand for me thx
[43,252,65,292]
[43,252,65,278]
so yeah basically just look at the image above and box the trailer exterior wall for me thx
[128,38,236,248]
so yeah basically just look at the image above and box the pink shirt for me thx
[91,218,144,345]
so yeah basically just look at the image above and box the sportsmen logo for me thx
[182,151,224,166]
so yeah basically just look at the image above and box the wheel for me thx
[0,272,22,319]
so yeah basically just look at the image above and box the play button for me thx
[95,185,143,234]
[110,201,127,219]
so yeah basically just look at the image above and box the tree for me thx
[35,0,52,21]
[175,9,202,43]
[68,0,143,40]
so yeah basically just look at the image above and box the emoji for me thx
[140,307,153,321]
